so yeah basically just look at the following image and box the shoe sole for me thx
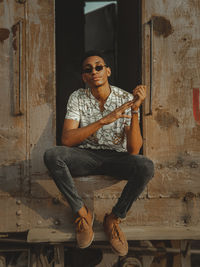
[110,245,128,257]
[79,211,95,249]
[103,215,128,256]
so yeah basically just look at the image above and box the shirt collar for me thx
[88,86,114,109]
[104,85,113,109]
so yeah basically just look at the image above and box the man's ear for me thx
[107,67,111,77]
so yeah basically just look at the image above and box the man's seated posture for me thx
[44,51,154,256]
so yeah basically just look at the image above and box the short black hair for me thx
[81,50,109,67]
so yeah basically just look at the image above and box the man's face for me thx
[82,56,111,88]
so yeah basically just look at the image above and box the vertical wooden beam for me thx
[181,241,191,267]
[54,244,65,267]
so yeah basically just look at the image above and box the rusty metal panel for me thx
[27,0,56,176]
[0,0,55,232]
[0,0,28,195]
[142,1,200,201]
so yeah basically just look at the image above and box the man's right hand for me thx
[100,100,136,125]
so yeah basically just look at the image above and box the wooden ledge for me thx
[27,226,200,243]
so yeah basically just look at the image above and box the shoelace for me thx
[111,220,124,244]
[75,216,89,233]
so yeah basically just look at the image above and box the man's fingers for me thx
[121,114,132,119]
[119,100,135,111]
[133,85,147,95]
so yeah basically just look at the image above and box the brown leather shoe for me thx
[103,213,128,256]
[75,206,94,249]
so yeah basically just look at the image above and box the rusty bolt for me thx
[52,197,60,205]
[54,219,61,226]
[177,159,183,165]
[168,163,174,168]
[182,215,191,225]
[190,162,198,168]
[183,192,195,202]
[156,164,163,169]
[16,210,22,216]
[16,200,21,205]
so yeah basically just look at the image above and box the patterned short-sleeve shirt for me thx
[65,85,138,152]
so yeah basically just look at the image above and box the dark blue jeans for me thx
[44,146,154,219]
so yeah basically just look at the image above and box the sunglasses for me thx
[82,65,107,74]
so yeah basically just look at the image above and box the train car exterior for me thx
[0,0,200,266]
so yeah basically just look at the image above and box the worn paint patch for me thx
[0,28,10,42]
[191,125,200,141]
[177,34,192,61]
[152,16,173,38]
[11,23,18,51]
[155,109,179,129]
[193,88,200,125]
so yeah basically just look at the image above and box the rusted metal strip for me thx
[12,20,23,116]
[145,18,153,116]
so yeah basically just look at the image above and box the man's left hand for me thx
[132,85,147,109]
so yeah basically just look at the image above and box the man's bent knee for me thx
[44,147,58,168]
[130,155,154,182]
[142,157,154,181]
[43,146,67,167]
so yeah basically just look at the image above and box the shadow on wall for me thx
[0,113,120,232]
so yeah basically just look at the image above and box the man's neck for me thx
[91,84,111,103]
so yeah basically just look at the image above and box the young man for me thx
[44,51,154,256]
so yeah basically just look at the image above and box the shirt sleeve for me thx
[65,91,80,121]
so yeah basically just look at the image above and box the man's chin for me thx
[90,82,103,88]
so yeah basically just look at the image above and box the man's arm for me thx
[61,119,103,147]
[125,85,147,155]
[62,100,134,147]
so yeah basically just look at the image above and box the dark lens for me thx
[95,65,104,71]
[83,68,92,73]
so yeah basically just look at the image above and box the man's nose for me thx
[91,67,97,74]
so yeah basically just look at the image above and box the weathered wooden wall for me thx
[142,0,200,229]
[0,0,55,232]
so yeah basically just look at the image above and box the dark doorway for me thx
[85,2,117,85]
[55,0,141,144]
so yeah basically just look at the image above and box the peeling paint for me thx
[177,34,192,60]
[0,28,10,42]
[11,23,18,51]
[155,109,179,129]
[152,16,173,38]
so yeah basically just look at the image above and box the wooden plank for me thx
[181,240,191,267]
[54,245,65,267]
[27,226,200,243]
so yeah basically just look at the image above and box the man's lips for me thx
[92,77,101,81]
